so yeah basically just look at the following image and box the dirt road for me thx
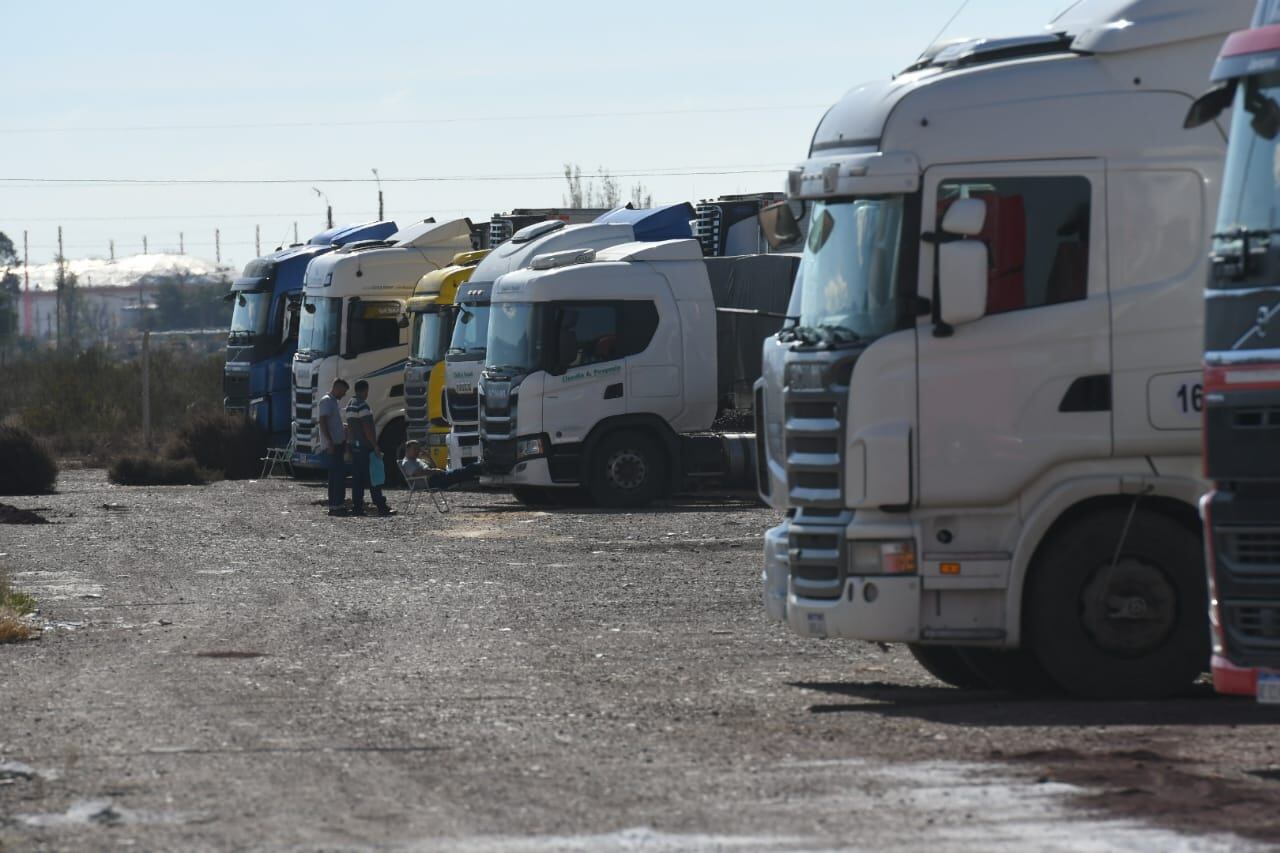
[2,470,1278,851]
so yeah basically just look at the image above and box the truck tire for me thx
[1027,507,1208,699]
[908,644,988,690]
[378,420,407,489]
[512,487,555,507]
[588,430,666,508]
[954,648,1060,695]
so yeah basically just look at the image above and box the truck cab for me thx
[223,220,397,446]
[404,249,489,470]
[758,0,1252,699]
[1187,0,1280,697]
[479,241,796,506]
[442,204,696,471]
[290,218,474,473]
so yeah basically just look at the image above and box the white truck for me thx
[290,218,475,474]
[757,0,1253,699]
[442,204,697,471]
[478,242,797,507]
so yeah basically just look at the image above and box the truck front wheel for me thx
[907,644,987,690]
[588,430,666,508]
[1027,507,1208,699]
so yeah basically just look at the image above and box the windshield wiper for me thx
[781,323,863,348]
[815,324,862,345]
[779,324,822,345]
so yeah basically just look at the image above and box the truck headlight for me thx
[787,362,825,391]
[850,540,917,575]
[516,436,545,460]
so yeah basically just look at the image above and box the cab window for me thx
[938,176,1090,315]
[551,301,659,372]
[346,300,402,355]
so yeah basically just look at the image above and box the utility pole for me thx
[22,230,30,338]
[179,232,184,254]
[294,222,299,244]
[56,226,64,350]
[255,225,261,256]
[215,229,221,264]
[109,239,115,261]
[143,235,149,254]
[313,187,333,228]
[372,168,384,220]
[142,330,152,449]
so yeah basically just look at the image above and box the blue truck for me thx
[223,221,398,447]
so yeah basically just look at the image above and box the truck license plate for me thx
[1257,671,1280,704]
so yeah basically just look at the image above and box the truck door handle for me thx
[604,383,624,400]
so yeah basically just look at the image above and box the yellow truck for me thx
[403,250,489,469]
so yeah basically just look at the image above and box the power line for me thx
[0,165,789,187]
[0,105,828,135]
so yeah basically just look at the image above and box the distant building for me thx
[12,253,231,344]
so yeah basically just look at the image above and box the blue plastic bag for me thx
[369,453,386,488]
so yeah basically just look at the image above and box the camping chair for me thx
[402,461,451,514]
[259,435,297,479]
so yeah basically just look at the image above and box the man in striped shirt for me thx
[344,380,394,517]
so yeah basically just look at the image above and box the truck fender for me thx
[581,414,681,491]
[1006,472,1203,647]
[374,408,406,443]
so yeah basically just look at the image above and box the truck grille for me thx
[1224,528,1280,568]
[405,383,429,442]
[784,393,845,507]
[1223,602,1280,655]
[447,389,478,424]
[293,374,319,452]
[787,510,853,599]
[223,371,250,412]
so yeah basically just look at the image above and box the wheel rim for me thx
[605,449,646,491]
[1079,557,1177,657]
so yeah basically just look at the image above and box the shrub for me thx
[166,411,268,480]
[0,425,59,495]
[0,567,38,644]
[108,455,211,486]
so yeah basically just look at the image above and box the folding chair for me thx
[259,435,297,479]
[403,465,451,514]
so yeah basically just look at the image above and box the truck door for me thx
[915,161,1111,507]
[543,300,658,444]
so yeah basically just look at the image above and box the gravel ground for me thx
[1,468,1279,851]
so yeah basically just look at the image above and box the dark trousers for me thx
[350,447,387,512]
[326,444,347,508]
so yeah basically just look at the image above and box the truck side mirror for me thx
[1184,81,1236,129]
[938,198,987,329]
[397,314,410,329]
[758,200,806,250]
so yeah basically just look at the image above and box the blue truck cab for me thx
[223,220,398,446]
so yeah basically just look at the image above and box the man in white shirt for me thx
[316,378,349,516]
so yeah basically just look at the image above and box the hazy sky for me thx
[3,0,1069,268]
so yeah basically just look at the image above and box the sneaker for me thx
[328,507,349,517]
[377,506,397,517]
[351,508,368,517]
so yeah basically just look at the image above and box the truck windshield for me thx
[794,197,905,343]
[447,303,490,357]
[229,291,271,338]
[487,302,544,373]
[410,308,448,363]
[298,296,342,357]
[1212,71,1280,290]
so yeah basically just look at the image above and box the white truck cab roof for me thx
[302,218,474,297]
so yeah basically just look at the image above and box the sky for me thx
[2,0,1071,270]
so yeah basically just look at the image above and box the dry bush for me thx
[0,424,59,495]
[108,455,211,486]
[0,567,38,644]
[0,347,223,463]
[0,608,37,643]
[166,410,268,480]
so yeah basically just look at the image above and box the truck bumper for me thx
[779,513,923,642]
[480,458,553,488]
[1212,654,1259,697]
[785,576,922,642]
[762,521,790,623]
